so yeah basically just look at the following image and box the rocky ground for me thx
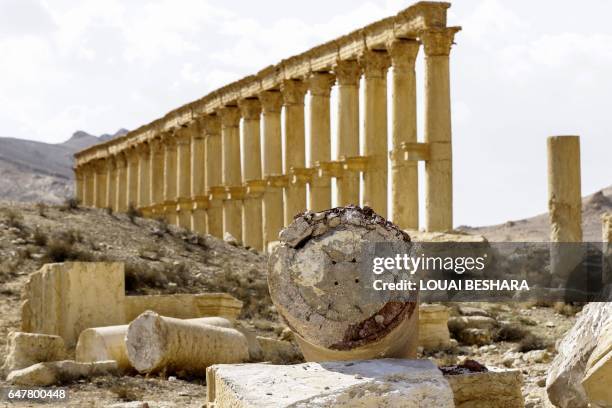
[0,201,586,407]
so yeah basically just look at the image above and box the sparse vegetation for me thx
[33,227,48,246]
[127,203,142,223]
[62,197,80,211]
[518,333,550,352]
[36,202,47,217]
[495,323,529,342]
[3,208,24,229]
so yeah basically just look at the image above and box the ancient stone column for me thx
[547,136,582,243]
[190,119,207,234]
[149,138,165,213]
[389,39,420,230]
[75,167,84,203]
[361,50,390,217]
[93,160,107,208]
[259,91,284,249]
[269,206,419,361]
[83,165,94,207]
[115,153,128,212]
[204,115,223,238]
[176,127,193,229]
[308,72,335,212]
[421,28,460,232]
[163,133,178,225]
[239,98,264,250]
[281,79,308,226]
[334,60,361,206]
[137,143,150,210]
[220,106,243,242]
[126,147,139,209]
[547,136,583,285]
[105,157,116,210]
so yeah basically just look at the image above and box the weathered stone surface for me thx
[269,206,419,362]
[444,367,524,408]
[206,359,454,407]
[457,328,492,346]
[547,302,612,408]
[1,331,65,376]
[256,336,302,364]
[582,348,612,407]
[6,360,118,386]
[124,293,242,322]
[126,311,249,376]
[448,316,497,332]
[21,262,125,346]
[418,304,451,351]
[76,317,233,371]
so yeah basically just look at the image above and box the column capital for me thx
[420,27,460,57]
[136,142,151,157]
[218,106,241,127]
[280,79,307,106]
[333,59,361,86]
[126,146,139,163]
[185,119,204,140]
[175,126,192,145]
[115,153,127,167]
[105,156,116,170]
[359,50,391,79]
[258,91,282,113]
[387,39,420,71]
[238,98,262,120]
[163,130,177,149]
[308,72,335,97]
[201,114,221,136]
[150,137,164,154]
[92,159,106,173]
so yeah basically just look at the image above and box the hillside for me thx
[0,129,127,204]
[458,185,612,241]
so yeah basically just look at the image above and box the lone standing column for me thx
[163,133,178,225]
[361,50,390,217]
[137,143,150,210]
[126,147,139,209]
[191,119,207,234]
[421,27,460,232]
[149,138,165,214]
[105,157,116,210]
[116,153,128,212]
[334,60,361,206]
[220,106,243,242]
[176,127,193,229]
[389,39,420,229]
[239,99,264,250]
[280,79,308,226]
[258,91,284,249]
[204,115,223,238]
[308,72,335,212]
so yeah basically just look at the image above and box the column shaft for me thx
[191,120,207,234]
[116,154,128,212]
[75,169,84,203]
[83,166,94,206]
[389,40,420,229]
[220,107,242,242]
[361,51,390,217]
[239,99,263,250]
[281,79,307,226]
[422,28,459,232]
[105,159,116,210]
[308,72,334,212]
[149,138,165,208]
[334,60,361,206]
[176,128,192,229]
[137,144,150,209]
[163,135,178,225]
[204,115,223,238]
[93,162,107,208]
[259,91,284,250]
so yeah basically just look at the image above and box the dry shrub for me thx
[110,385,142,402]
[62,197,80,211]
[126,203,142,223]
[44,230,92,263]
[518,333,550,352]
[495,323,529,342]
[4,209,24,229]
[36,202,47,217]
[124,262,166,292]
[33,228,48,246]
[553,302,582,317]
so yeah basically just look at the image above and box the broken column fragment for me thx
[1,332,66,376]
[126,311,249,376]
[76,317,234,371]
[7,360,118,387]
[268,205,419,361]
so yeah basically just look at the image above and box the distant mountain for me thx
[458,185,612,242]
[0,129,127,203]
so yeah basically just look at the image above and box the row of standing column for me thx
[75,28,458,250]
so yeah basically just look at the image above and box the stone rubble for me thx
[1,331,66,376]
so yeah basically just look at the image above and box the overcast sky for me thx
[1,0,611,227]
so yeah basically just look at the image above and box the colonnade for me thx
[74,2,461,251]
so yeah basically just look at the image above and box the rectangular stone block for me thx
[124,293,242,322]
[444,367,524,407]
[21,262,125,347]
[418,303,451,351]
[206,359,455,407]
